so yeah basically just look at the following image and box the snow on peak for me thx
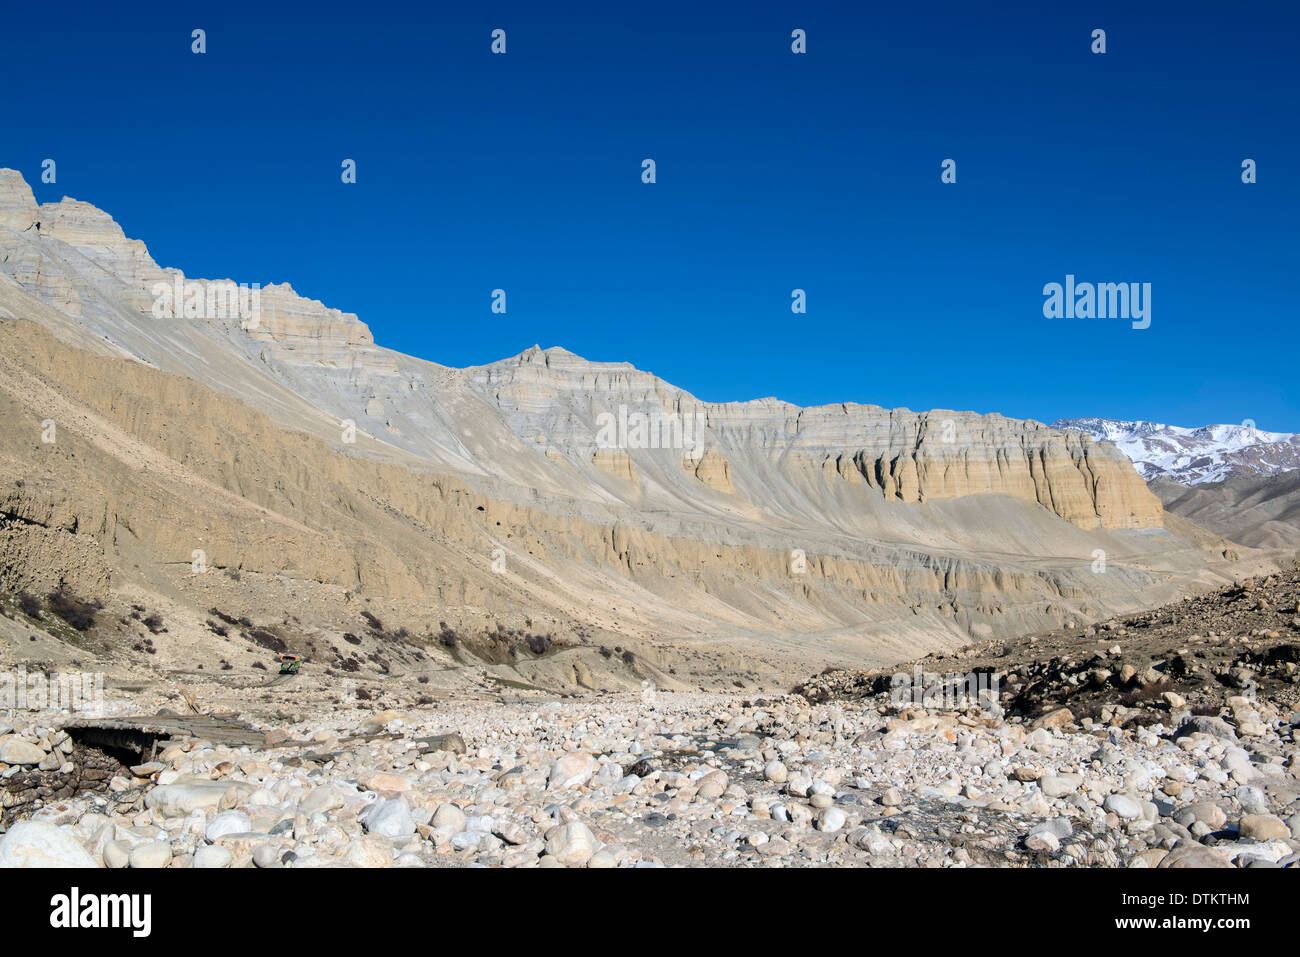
[1053,417,1300,485]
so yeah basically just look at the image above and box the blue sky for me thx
[3,0,1296,428]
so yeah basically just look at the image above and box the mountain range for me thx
[1053,417,1300,485]
[0,168,1279,689]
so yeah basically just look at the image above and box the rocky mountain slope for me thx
[1054,417,1300,485]
[0,168,1268,687]
[1153,473,1300,551]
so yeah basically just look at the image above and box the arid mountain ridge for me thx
[0,168,1273,689]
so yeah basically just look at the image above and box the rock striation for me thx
[0,168,1257,683]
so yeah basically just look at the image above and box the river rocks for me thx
[360,772,410,793]
[1024,831,1059,853]
[299,785,347,815]
[1030,708,1074,730]
[816,807,846,832]
[493,820,527,845]
[343,837,393,868]
[252,844,282,868]
[548,752,596,790]
[696,770,729,800]
[1104,794,1142,820]
[1219,746,1254,779]
[1157,841,1232,868]
[2,643,1296,871]
[356,710,415,735]
[1030,818,1074,841]
[1235,785,1268,815]
[1238,813,1290,841]
[129,840,172,869]
[1039,774,1080,799]
[363,799,415,839]
[1174,802,1227,830]
[1176,716,1237,741]
[789,803,814,828]
[194,845,234,868]
[145,780,253,817]
[809,778,836,802]
[786,772,813,798]
[102,840,130,868]
[432,802,467,832]
[0,738,47,766]
[449,829,489,852]
[420,733,467,755]
[0,821,97,867]
[1130,847,1169,868]
[206,810,253,842]
[545,821,596,866]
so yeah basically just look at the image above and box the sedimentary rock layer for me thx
[0,168,1250,681]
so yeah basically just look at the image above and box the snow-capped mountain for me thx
[1053,417,1300,485]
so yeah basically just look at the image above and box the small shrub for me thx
[17,591,43,619]
[216,608,251,628]
[46,589,101,631]
[246,628,287,653]
[1119,677,1173,707]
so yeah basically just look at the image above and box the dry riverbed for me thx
[2,683,1298,868]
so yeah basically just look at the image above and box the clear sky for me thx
[3,0,1296,428]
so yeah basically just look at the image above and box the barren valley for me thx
[1,168,1297,870]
